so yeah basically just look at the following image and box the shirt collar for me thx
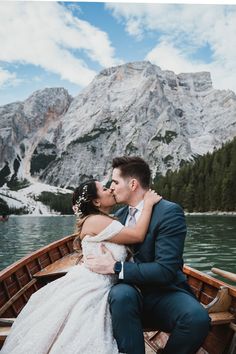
[129,200,144,213]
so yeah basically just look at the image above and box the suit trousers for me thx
[108,283,210,354]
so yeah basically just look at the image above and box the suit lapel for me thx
[118,206,129,225]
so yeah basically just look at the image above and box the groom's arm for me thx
[123,203,186,285]
[85,202,186,286]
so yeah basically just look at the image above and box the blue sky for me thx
[0,1,236,105]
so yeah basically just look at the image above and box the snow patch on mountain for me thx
[0,182,72,215]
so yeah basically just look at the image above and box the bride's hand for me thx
[144,189,162,206]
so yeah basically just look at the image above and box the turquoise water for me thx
[0,216,76,270]
[184,215,236,282]
[0,215,235,283]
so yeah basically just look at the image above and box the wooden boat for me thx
[0,233,235,353]
[0,215,9,222]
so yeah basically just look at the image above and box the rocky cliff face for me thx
[1,61,236,189]
[0,88,72,186]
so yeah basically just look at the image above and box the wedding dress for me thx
[1,220,127,354]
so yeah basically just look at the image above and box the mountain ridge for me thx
[0,61,236,214]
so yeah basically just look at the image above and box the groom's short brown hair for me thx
[112,156,151,189]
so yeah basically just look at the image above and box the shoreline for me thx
[3,214,74,217]
[4,211,236,217]
[185,211,236,216]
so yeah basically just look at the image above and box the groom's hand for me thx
[85,244,116,274]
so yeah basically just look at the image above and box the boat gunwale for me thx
[0,233,77,280]
[184,265,236,297]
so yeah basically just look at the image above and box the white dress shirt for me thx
[124,200,144,226]
[119,200,144,279]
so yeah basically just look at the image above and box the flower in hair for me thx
[75,184,89,216]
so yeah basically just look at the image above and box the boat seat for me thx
[209,311,235,325]
[33,253,80,279]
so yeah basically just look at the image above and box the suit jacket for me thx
[115,199,187,294]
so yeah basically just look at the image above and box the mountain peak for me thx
[0,62,236,191]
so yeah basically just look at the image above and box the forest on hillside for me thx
[1,138,236,215]
[154,137,236,212]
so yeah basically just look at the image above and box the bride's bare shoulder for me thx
[80,215,113,238]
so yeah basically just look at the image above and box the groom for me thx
[85,156,210,354]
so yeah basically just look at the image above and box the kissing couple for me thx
[1,156,210,354]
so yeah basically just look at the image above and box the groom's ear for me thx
[129,178,138,191]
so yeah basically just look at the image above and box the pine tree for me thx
[154,137,236,211]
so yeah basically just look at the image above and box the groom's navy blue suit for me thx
[109,199,210,354]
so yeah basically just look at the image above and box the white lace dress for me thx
[1,220,127,354]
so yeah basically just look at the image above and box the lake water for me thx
[0,215,235,283]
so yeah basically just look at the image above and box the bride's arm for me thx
[109,190,161,244]
[80,190,161,244]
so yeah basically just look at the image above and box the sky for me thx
[0,1,236,106]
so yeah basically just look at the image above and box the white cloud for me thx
[106,3,236,92]
[32,76,43,83]
[0,67,20,88]
[146,42,206,73]
[0,2,121,88]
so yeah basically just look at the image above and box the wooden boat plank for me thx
[0,318,15,326]
[210,312,235,325]
[33,253,79,278]
[0,327,11,341]
[184,265,236,297]
[203,324,234,354]
[0,279,37,317]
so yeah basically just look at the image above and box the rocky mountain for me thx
[1,61,236,192]
[0,88,72,185]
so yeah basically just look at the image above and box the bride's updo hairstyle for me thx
[72,179,99,217]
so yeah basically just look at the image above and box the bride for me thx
[1,180,161,354]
